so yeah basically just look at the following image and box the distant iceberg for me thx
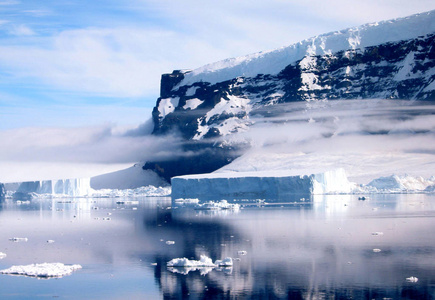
[15,178,93,197]
[171,168,353,199]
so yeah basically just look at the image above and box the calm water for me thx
[0,194,435,299]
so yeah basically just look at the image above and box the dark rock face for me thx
[145,33,435,181]
[0,183,5,200]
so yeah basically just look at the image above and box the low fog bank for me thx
[219,99,435,183]
[0,119,181,182]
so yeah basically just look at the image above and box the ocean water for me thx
[0,194,434,299]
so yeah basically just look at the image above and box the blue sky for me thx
[0,0,434,181]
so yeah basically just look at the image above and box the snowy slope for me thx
[179,10,435,86]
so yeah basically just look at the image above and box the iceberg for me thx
[16,178,92,197]
[0,263,82,278]
[171,168,353,199]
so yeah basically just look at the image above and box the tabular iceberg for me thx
[16,178,92,197]
[171,168,353,199]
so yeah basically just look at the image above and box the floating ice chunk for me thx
[0,252,6,259]
[371,232,384,236]
[194,200,240,211]
[47,240,55,244]
[215,257,233,267]
[166,241,175,245]
[9,237,28,242]
[372,248,382,252]
[174,198,200,204]
[237,250,247,256]
[167,255,216,267]
[406,276,418,282]
[0,263,82,278]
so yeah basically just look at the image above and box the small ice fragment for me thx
[9,237,28,242]
[47,240,55,244]
[166,241,175,245]
[373,248,381,252]
[406,276,418,282]
[151,263,157,266]
[371,232,384,236]
[107,213,112,216]
[102,217,111,221]
[237,251,247,256]
[132,207,138,210]
[0,252,6,259]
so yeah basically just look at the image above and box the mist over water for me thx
[221,99,435,182]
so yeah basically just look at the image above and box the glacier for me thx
[171,168,353,199]
[16,178,93,197]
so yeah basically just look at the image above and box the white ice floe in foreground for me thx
[0,263,82,278]
[0,252,6,259]
[167,255,217,268]
[167,255,233,275]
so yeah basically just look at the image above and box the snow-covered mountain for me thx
[145,10,435,181]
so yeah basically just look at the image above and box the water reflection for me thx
[152,194,435,299]
[0,194,433,299]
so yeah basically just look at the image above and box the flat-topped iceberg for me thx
[0,263,82,278]
[171,168,353,199]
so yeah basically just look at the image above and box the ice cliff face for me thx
[171,169,353,199]
[145,10,435,181]
[16,178,92,197]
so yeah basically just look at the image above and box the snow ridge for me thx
[179,10,435,86]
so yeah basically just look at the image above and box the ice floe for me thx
[194,200,240,211]
[0,252,6,259]
[166,255,233,275]
[0,263,82,278]
[406,276,418,283]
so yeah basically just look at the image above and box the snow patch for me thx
[158,97,180,119]
[183,98,204,110]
